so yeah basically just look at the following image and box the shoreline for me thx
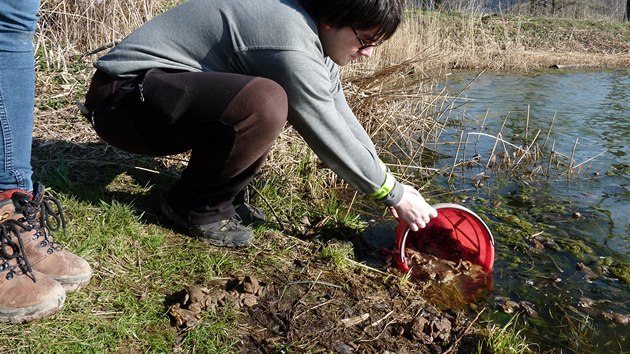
[360,12,630,74]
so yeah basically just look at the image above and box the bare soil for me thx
[167,231,486,354]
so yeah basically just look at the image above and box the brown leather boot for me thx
[0,220,66,323]
[7,183,92,292]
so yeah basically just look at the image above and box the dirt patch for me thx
[168,231,486,353]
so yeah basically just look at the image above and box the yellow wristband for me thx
[370,172,395,200]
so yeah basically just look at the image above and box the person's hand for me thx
[389,184,438,232]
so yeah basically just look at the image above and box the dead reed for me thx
[37,0,167,69]
[32,1,614,210]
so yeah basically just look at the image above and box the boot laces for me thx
[18,194,66,255]
[0,221,36,281]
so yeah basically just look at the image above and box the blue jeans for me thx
[0,0,40,192]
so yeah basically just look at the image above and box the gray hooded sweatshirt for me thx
[94,0,404,206]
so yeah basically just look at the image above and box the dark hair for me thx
[301,0,405,42]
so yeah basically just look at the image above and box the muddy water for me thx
[428,70,629,352]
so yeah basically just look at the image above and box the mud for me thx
[167,231,489,353]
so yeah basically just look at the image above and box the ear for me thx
[318,22,334,31]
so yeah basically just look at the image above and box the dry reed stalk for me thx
[541,112,556,152]
[449,131,465,179]
[511,129,542,173]
[572,150,608,171]
[525,105,530,144]
[547,140,556,176]
[474,109,490,148]
[37,0,165,69]
[568,137,579,179]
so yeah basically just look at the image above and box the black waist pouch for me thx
[139,68,192,125]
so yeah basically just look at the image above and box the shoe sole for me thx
[0,292,65,324]
[160,201,251,247]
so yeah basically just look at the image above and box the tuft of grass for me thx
[398,268,413,286]
[477,315,533,354]
[320,242,354,269]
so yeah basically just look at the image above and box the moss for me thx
[556,238,594,255]
[597,257,614,267]
[608,262,630,285]
[494,210,537,234]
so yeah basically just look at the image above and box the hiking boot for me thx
[4,183,92,292]
[234,202,266,226]
[161,200,254,247]
[0,220,66,324]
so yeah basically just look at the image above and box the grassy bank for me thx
[354,10,630,72]
[2,1,627,352]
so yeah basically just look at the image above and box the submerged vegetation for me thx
[1,0,626,352]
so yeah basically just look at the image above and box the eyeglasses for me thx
[351,26,384,51]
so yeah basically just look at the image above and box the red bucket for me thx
[392,203,495,273]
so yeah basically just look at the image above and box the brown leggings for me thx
[84,69,288,224]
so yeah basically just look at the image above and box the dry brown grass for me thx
[31,1,629,206]
[36,0,168,69]
[384,12,630,72]
[36,1,630,71]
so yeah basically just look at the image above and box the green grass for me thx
[0,136,372,352]
[477,315,533,354]
[320,242,354,269]
[0,178,246,352]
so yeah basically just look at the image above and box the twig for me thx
[547,140,556,176]
[250,184,287,231]
[81,41,117,58]
[358,319,398,342]
[474,109,490,149]
[568,137,579,180]
[443,308,486,354]
[449,130,465,180]
[345,258,392,277]
[344,191,359,221]
[571,150,607,170]
[511,129,541,172]
[470,131,526,150]
[524,105,530,144]
[367,310,394,328]
[548,253,565,273]
[462,133,470,178]
[340,313,370,327]
[294,298,335,320]
[287,280,343,289]
[541,112,556,152]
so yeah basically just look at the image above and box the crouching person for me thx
[83,0,437,248]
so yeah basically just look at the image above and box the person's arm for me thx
[236,50,436,227]
[328,64,437,229]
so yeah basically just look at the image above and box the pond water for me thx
[430,70,629,352]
